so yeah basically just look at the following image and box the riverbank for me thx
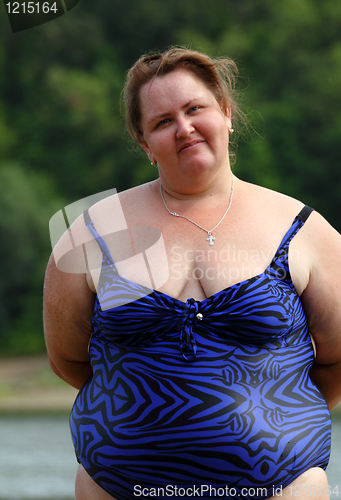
[0,354,77,413]
[1,353,341,414]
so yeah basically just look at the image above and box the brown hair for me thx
[122,47,244,147]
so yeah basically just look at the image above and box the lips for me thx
[179,139,205,153]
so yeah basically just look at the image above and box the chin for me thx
[181,154,216,173]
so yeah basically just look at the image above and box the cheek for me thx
[218,118,231,143]
[152,131,176,154]
[202,119,229,147]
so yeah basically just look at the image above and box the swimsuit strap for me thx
[275,205,314,252]
[83,208,118,274]
[270,205,314,278]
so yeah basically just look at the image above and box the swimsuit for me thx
[70,206,331,499]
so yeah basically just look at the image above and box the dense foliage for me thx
[1,0,340,355]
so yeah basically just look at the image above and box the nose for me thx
[175,116,195,139]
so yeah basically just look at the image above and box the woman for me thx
[44,48,341,499]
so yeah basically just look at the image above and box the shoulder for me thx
[237,177,341,265]
[51,180,158,272]
[88,180,159,229]
[234,178,305,231]
[236,178,304,211]
[239,179,339,248]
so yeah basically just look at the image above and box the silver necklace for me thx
[159,177,234,246]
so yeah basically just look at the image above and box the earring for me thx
[151,160,157,165]
[229,128,234,135]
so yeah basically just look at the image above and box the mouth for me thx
[179,140,205,153]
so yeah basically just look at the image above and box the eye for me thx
[188,105,200,113]
[156,118,171,128]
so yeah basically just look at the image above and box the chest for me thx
[85,194,309,302]
[87,221,294,303]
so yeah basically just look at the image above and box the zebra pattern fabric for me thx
[70,206,331,499]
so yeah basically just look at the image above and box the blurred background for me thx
[0,0,340,498]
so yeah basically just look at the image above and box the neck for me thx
[156,168,234,203]
[158,173,235,246]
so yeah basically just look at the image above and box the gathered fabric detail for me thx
[180,298,201,361]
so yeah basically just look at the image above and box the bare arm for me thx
[300,212,341,410]
[44,194,132,389]
[43,251,96,390]
[309,362,341,410]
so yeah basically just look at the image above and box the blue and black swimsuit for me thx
[70,206,331,499]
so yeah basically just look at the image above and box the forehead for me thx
[139,68,217,119]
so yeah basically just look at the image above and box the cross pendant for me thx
[206,233,215,246]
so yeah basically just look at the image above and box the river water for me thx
[0,413,340,500]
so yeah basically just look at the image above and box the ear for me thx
[140,140,156,164]
[140,140,150,155]
[224,106,232,129]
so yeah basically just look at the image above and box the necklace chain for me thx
[159,176,234,245]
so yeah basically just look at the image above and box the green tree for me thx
[0,163,63,354]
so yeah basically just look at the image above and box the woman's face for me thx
[139,68,231,194]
